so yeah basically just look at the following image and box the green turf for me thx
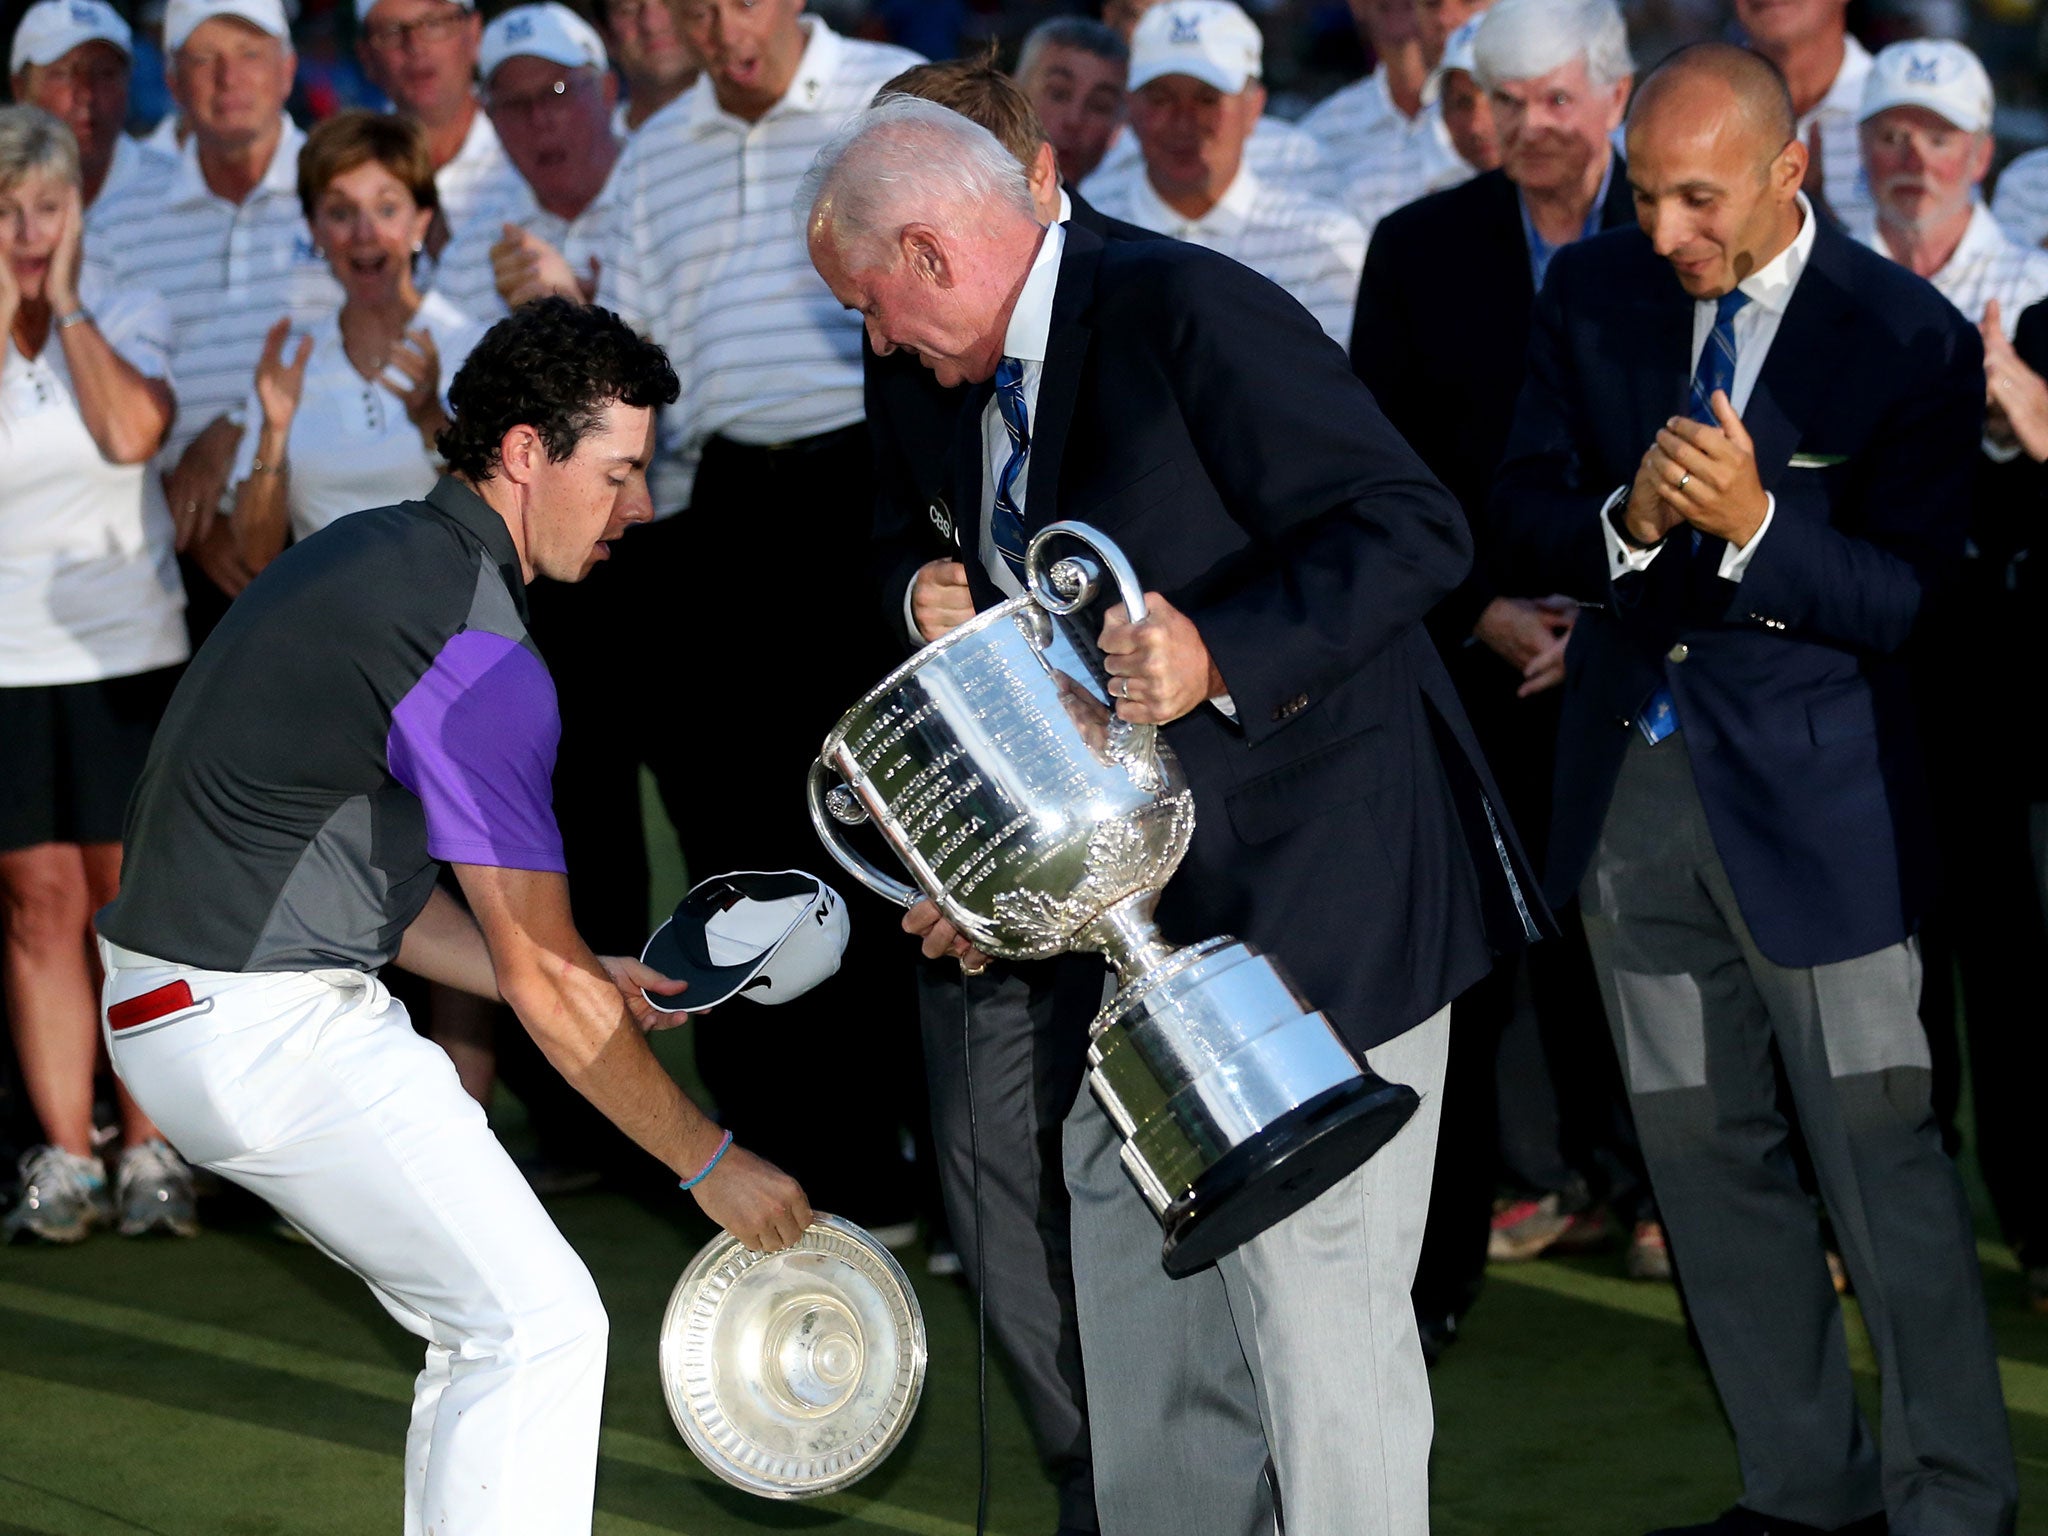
[2,778,2041,1532]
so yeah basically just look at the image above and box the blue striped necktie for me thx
[990,356,1031,585]
[1639,287,1751,747]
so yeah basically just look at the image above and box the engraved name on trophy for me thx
[807,522,1419,1276]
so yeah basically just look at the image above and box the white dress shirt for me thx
[1601,192,1820,581]
[975,222,1066,601]
[1088,164,1367,343]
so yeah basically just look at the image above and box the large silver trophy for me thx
[809,522,1419,1276]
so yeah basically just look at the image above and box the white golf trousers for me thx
[100,941,608,1536]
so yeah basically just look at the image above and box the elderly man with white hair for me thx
[1081,0,1367,341]
[806,94,1546,1536]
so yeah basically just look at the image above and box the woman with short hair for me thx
[0,103,190,1242]
[228,110,487,571]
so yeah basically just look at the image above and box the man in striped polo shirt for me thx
[550,0,927,1226]
[1085,0,1367,342]
[86,0,341,611]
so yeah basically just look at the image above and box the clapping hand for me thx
[1649,391,1769,548]
[379,326,443,429]
[1981,299,2048,462]
[490,224,598,310]
[255,315,313,434]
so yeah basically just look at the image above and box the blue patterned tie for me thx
[1639,287,1750,746]
[990,356,1031,585]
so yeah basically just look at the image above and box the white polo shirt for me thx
[1083,113,1325,203]
[1992,148,2048,251]
[1332,102,1473,238]
[428,153,616,322]
[93,133,177,211]
[226,290,487,544]
[1868,201,2048,332]
[433,106,520,246]
[1798,35,1875,237]
[85,116,344,478]
[597,18,921,514]
[0,275,187,686]
[1088,164,1368,344]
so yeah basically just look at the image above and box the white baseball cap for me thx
[639,870,851,1012]
[1859,39,1993,135]
[355,0,473,25]
[479,1,607,82]
[1128,0,1263,95]
[164,0,290,52]
[10,0,132,73]
[1422,14,1484,106]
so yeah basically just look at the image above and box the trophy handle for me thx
[807,758,921,910]
[1025,520,1159,767]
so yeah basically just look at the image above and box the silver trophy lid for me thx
[659,1215,927,1499]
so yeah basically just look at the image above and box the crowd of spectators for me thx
[3,0,2044,1527]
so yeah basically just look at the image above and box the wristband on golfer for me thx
[680,1130,733,1191]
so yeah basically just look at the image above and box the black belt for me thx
[706,423,866,459]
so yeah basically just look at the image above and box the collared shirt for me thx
[93,133,177,211]
[974,221,1066,601]
[598,17,922,514]
[428,150,617,323]
[85,116,344,480]
[1869,200,2048,333]
[1090,164,1367,343]
[1600,192,1820,582]
[1990,147,2048,249]
[1083,113,1325,204]
[1798,34,1875,236]
[100,475,565,974]
[227,289,488,543]
[433,106,520,249]
[1333,102,1473,239]
[1297,64,1403,171]
[1519,153,1615,291]
[0,271,186,686]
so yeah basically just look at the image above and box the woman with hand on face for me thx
[0,105,189,1243]
[229,111,486,574]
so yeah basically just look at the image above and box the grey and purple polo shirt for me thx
[100,476,565,974]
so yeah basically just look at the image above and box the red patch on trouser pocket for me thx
[108,980,196,1031]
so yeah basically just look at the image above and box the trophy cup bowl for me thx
[659,1216,926,1499]
[808,523,1418,1276]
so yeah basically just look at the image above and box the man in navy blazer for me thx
[1492,44,2015,1536]
[811,97,1544,1536]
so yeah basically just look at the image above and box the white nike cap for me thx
[640,870,850,1012]
[479,2,607,82]
[11,0,132,73]
[1859,39,1993,135]
[164,0,289,52]
[1128,0,1263,96]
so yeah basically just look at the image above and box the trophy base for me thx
[1158,1074,1420,1277]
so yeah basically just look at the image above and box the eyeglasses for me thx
[362,9,469,50]
[677,0,763,26]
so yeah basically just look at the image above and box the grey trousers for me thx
[918,958,1095,1532]
[1063,1006,1450,1536]
[1582,732,2016,1534]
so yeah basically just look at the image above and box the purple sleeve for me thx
[386,630,567,872]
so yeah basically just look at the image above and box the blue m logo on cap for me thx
[1904,51,1945,83]
[505,14,533,39]
[70,2,100,23]
[1169,12,1201,43]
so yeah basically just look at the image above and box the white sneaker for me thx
[4,1146,110,1243]
[117,1139,199,1238]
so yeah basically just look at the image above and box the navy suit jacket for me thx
[1351,164,1638,649]
[945,221,1550,1053]
[1489,218,1983,968]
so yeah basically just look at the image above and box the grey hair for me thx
[1018,16,1129,82]
[1473,0,1632,92]
[799,95,1036,265]
[0,104,82,195]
